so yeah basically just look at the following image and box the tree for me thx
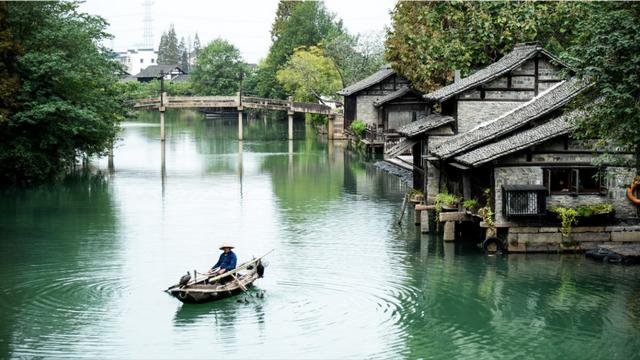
[158,24,179,65]
[193,33,201,57]
[179,36,189,71]
[565,2,640,170]
[189,38,246,96]
[157,31,167,63]
[276,46,341,102]
[256,1,346,99]
[385,1,584,91]
[323,31,385,87]
[0,2,21,124]
[0,1,126,186]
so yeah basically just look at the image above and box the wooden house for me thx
[402,43,639,249]
[338,64,428,135]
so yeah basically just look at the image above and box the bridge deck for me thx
[134,95,333,115]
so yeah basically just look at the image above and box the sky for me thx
[79,0,397,64]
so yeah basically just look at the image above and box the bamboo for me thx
[231,273,247,291]
[398,193,408,224]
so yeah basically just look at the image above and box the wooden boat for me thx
[166,255,268,304]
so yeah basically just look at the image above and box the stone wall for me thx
[355,95,380,126]
[457,101,522,133]
[494,167,544,224]
[494,165,638,224]
[506,225,640,252]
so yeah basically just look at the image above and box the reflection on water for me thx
[0,110,638,358]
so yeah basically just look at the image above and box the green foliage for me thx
[552,207,579,238]
[478,189,495,228]
[575,203,614,217]
[564,3,640,164]
[463,199,479,211]
[0,1,126,186]
[435,192,459,207]
[256,1,346,99]
[385,1,584,92]
[189,38,246,96]
[0,3,21,124]
[349,119,366,138]
[552,203,614,237]
[276,46,342,102]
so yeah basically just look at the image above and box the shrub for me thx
[349,119,366,138]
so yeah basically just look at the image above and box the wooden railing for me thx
[364,123,384,142]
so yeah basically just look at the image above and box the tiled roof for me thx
[135,65,185,79]
[453,112,581,167]
[430,77,590,159]
[396,113,455,138]
[424,43,568,102]
[337,64,395,96]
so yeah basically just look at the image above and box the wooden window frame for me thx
[543,167,607,196]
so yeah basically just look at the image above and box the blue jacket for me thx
[212,251,237,271]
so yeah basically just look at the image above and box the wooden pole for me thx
[160,91,167,141]
[238,107,243,141]
[160,110,165,141]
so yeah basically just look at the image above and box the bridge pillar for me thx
[160,109,166,141]
[238,107,244,141]
[327,114,335,140]
[287,112,294,140]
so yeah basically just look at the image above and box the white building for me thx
[117,48,158,76]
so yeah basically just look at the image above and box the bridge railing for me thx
[242,97,290,109]
[134,97,161,108]
[292,102,332,114]
[167,96,238,107]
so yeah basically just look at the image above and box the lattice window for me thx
[503,185,547,218]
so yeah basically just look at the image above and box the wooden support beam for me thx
[463,172,471,200]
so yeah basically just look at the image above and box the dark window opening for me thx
[544,168,606,195]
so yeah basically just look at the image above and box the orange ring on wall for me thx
[627,178,640,205]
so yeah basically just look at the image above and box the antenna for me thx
[142,1,154,49]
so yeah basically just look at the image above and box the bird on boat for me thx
[179,271,191,288]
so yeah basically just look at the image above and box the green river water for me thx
[0,110,639,359]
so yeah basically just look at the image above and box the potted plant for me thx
[463,199,479,212]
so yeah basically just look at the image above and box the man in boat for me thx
[208,242,237,283]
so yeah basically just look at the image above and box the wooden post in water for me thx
[238,92,243,141]
[159,91,167,142]
[238,108,244,141]
[287,96,294,140]
[327,114,335,140]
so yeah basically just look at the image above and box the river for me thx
[1,110,639,359]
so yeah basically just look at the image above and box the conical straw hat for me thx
[219,241,234,250]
